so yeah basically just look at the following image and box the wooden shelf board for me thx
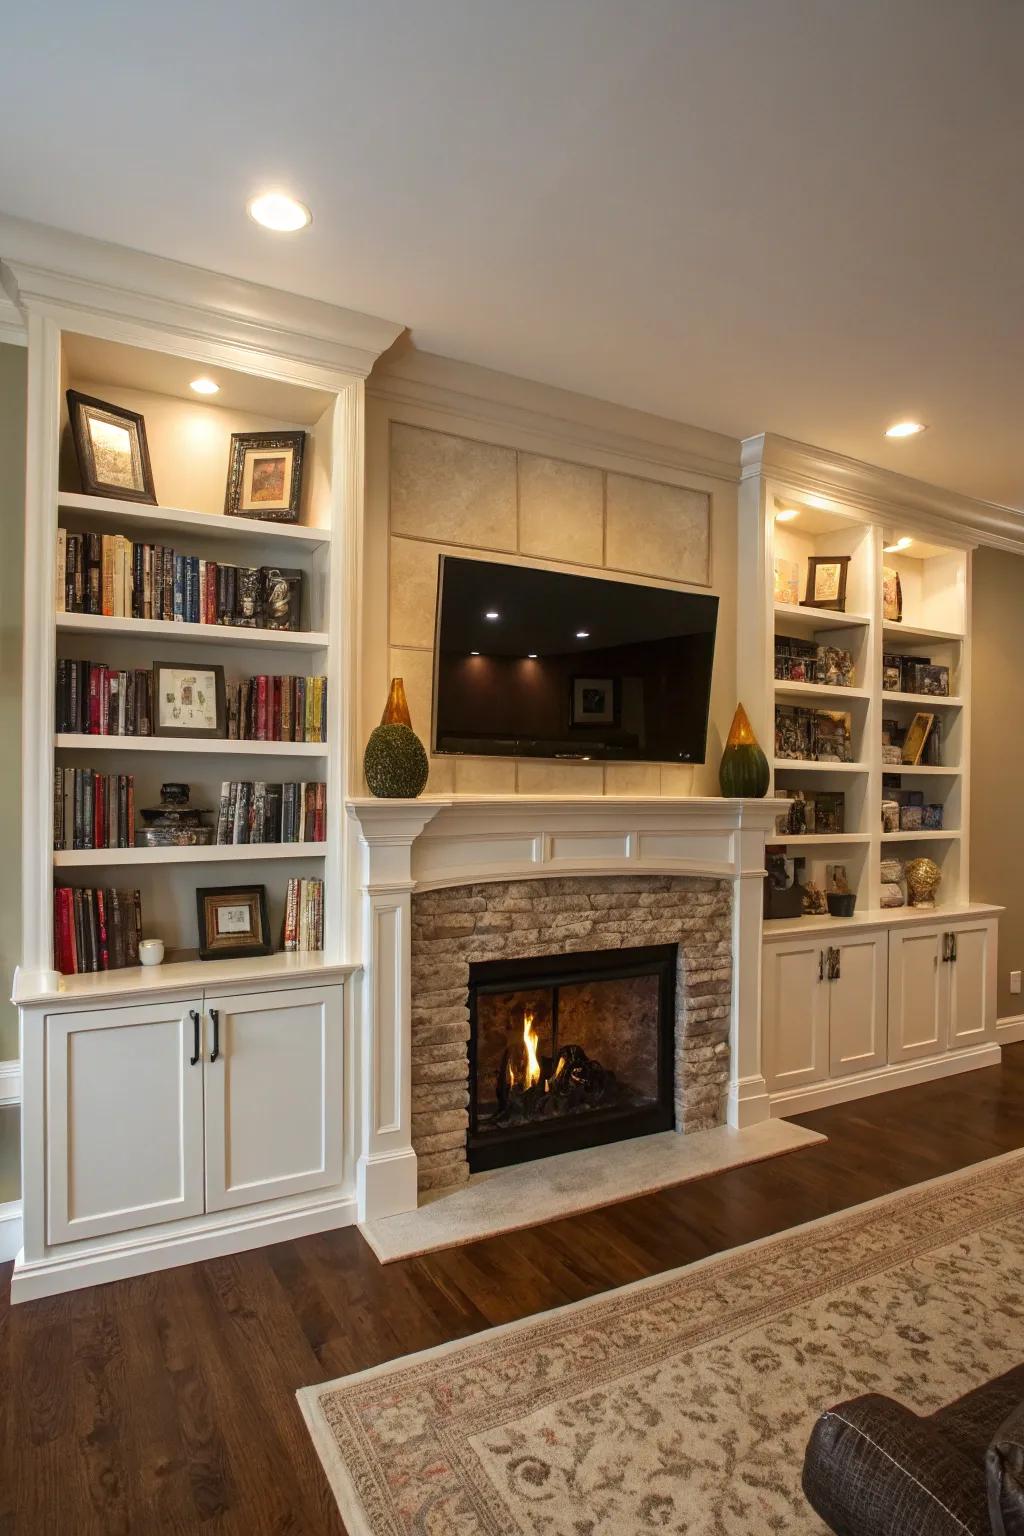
[14,951,358,1008]
[763,901,1002,939]
[774,682,870,702]
[54,842,326,867]
[56,612,329,651]
[774,602,872,632]
[55,733,327,757]
[774,760,868,774]
[772,833,871,846]
[879,830,961,843]
[882,691,963,708]
[881,764,962,776]
[882,621,965,644]
[58,491,331,548]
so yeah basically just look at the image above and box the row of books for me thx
[226,675,327,743]
[57,530,300,629]
[56,661,154,736]
[283,877,324,952]
[54,886,143,974]
[215,781,326,844]
[54,769,135,851]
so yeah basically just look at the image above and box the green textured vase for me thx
[719,703,770,798]
[364,723,429,799]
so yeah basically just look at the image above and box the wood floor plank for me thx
[2,1045,1022,1533]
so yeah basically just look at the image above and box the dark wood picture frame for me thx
[224,430,306,523]
[66,389,157,504]
[152,660,226,739]
[196,884,271,961]
[801,554,851,612]
[901,711,935,767]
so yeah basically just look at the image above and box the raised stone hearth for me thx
[411,875,732,1194]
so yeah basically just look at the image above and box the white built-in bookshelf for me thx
[739,441,974,928]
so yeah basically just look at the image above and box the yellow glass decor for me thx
[380,676,413,728]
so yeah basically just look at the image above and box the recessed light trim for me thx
[189,377,220,396]
[247,192,312,232]
[885,420,926,439]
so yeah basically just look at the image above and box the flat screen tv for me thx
[433,556,719,764]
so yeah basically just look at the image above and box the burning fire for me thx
[522,1009,541,1089]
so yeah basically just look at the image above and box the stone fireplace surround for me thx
[346,794,788,1223]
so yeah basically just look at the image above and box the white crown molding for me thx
[0,213,404,379]
[0,291,26,345]
[0,1058,21,1107]
[743,432,1024,554]
[369,348,741,485]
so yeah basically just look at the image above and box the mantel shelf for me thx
[54,842,326,867]
[55,733,328,757]
[58,491,332,548]
[57,612,329,651]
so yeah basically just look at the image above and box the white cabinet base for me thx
[768,1040,1000,1119]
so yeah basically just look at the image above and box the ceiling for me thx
[1,1,1021,510]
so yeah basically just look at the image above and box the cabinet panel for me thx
[763,939,830,1092]
[947,921,996,1049]
[888,926,945,1063]
[204,984,343,1213]
[47,998,205,1244]
[829,934,887,1078]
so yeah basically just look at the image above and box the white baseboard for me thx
[9,1191,357,1304]
[997,1014,1024,1044]
[0,1200,22,1264]
[769,1042,1002,1118]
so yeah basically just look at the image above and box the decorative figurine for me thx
[905,856,942,908]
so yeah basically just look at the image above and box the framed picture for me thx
[882,566,903,623]
[225,430,305,522]
[152,661,226,738]
[801,555,851,612]
[571,677,618,727]
[196,884,271,961]
[66,389,157,504]
[901,711,935,766]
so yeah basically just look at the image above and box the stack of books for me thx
[53,768,135,850]
[283,877,324,952]
[214,781,326,844]
[226,675,327,743]
[55,660,154,735]
[53,886,142,973]
[56,529,300,629]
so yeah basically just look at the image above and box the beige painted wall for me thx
[364,351,740,797]
[971,544,1024,1019]
[0,341,26,1203]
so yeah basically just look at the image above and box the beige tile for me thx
[660,763,698,797]
[390,422,516,549]
[390,536,442,650]
[604,763,662,796]
[516,760,605,796]
[605,472,710,584]
[454,757,517,795]
[518,453,604,565]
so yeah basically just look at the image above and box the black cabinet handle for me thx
[827,947,841,982]
[189,1009,200,1066]
[209,1008,220,1063]
[950,932,958,964]
[818,950,824,982]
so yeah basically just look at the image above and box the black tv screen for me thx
[433,556,718,764]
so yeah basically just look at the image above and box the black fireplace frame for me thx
[466,943,677,1172]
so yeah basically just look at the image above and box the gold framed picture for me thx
[66,389,157,504]
[225,430,306,522]
[196,884,271,960]
[801,555,851,612]
[901,711,935,766]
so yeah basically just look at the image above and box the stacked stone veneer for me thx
[410,875,733,1195]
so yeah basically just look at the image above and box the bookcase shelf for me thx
[57,611,329,651]
[58,490,332,549]
[773,601,871,631]
[882,691,963,709]
[774,760,868,774]
[882,620,965,644]
[55,733,328,757]
[54,842,326,867]
[774,681,871,702]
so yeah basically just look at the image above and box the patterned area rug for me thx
[298,1152,1024,1535]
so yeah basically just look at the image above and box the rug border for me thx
[297,1144,1024,1534]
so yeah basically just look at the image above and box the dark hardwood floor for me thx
[4,1043,1024,1535]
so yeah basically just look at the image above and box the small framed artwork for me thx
[66,390,157,504]
[196,884,272,961]
[225,430,305,523]
[882,566,903,623]
[571,677,618,727]
[801,555,851,612]
[152,661,226,738]
[901,711,935,766]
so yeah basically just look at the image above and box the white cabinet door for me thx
[763,938,830,1093]
[46,997,205,1244]
[888,925,945,1063]
[828,933,888,1078]
[946,920,997,1050]
[204,984,343,1214]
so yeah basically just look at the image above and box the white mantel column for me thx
[727,814,773,1128]
[347,799,448,1221]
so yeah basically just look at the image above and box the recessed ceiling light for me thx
[527,653,538,659]
[485,611,500,621]
[247,192,312,232]
[576,630,590,639]
[885,420,926,439]
[470,650,480,656]
[775,508,800,522]
[883,537,914,553]
[189,377,220,396]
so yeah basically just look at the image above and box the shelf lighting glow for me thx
[885,421,926,438]
[189,377,220,395]
[775,508,800,522]
[247,192,312,232]
[883,537,914,553]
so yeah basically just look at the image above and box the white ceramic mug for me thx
[139,938,165,967]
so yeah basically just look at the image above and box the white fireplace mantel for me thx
[346,794,789,1222]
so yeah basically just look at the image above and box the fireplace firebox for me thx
[467,944,677,1172]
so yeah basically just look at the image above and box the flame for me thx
[522,1010,541,1089]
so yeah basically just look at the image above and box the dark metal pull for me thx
[818,950,824,982]
[210,1008,220,1063]
[950,932,958,964]
[827,947,841,982]
[942,932,953,963]
[189,1009,200,1066]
